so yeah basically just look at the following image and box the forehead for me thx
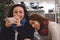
[29,20,38,22]
[13,6,24,10]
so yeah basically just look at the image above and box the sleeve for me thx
[48,22,60,40]
[0,26,9,40]
[0,21,7,40]
[0,25,15,40]
[0,21,12,40]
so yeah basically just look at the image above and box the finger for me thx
[5,21,11,27]
[14,15,20,20]
[5,17,9,21]
[14,15,22,21]
[14,19,19,25]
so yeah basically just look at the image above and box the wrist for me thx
[17,23,21,27]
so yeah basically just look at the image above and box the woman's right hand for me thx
[5,17,11,28]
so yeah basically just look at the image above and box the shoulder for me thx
[48,21,59,27]
[48,21,59,32]
[24,21,35,33]
[24,21,34,30]
[48,22,60,40]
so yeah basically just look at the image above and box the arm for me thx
[0,26,9,40]
[0,21,15,40]
[48,22,60,40]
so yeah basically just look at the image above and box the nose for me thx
[17,12,20,16]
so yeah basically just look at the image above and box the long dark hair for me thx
[7,4,29,20]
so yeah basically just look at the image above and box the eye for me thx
[19,11,23,13]
[14,11,18,13]
[19,11,24,13]
[32,22,35,24]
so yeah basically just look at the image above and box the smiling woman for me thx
[0,4,34,40]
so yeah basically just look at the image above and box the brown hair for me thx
[29,14,49,36]
[29,14,44,23]
[29,14,49,24]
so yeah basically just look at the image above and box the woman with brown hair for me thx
[29,14,59,40]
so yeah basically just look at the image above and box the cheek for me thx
[32,24,35,28]
[13,13,17,17]
[20,14,24,18]
[22,14,24,17]
[30,23,35,28]
[35,24,40,28]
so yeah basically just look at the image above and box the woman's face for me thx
[29,20,40,30]
[13,6,24,20]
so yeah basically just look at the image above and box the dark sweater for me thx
[0,21,34,40]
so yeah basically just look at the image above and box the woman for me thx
[29,14,60,40]
[0,4,34,40]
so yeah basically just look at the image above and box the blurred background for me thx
[0,0,60,30]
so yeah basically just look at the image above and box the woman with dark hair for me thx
[29,14,59,40]
[0,4,34,40]
[8,4,28,20]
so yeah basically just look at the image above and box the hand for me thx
[5,17,11,28]
[14,15,22,21]
[14,19,21,27]
[14,16,22,27]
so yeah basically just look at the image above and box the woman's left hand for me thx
[14,19,21,27]
[14,16,22,27]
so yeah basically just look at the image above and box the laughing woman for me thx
[0,4,34,40]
